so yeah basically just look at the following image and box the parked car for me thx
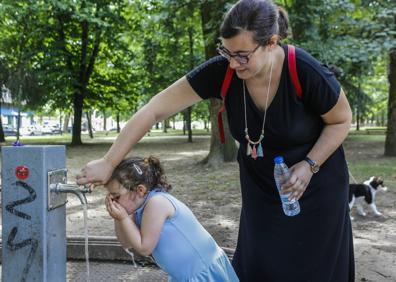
[50,125,62,134]
[3,125,17,136]
[20,125,43,136]
[42,126,53,135]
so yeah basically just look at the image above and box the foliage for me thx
[0,0,394,149]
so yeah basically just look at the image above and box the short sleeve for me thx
[296,48,341,115]
[186,56,229,100]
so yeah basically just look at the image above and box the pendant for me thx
[246,143,252,156]
[257,143,263,157]
[251,145,257,159]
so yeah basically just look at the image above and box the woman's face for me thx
[105,179,139,214]
[221,30,270,80]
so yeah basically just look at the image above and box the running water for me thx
[123,248,138,267]
[82,203,90,282]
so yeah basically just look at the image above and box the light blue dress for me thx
[134,189,239,282]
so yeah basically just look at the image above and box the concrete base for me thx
[0,236,235,264]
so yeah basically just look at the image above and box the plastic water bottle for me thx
[274,156,300,216]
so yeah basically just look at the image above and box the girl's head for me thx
[110,156,171,192]
[218,0,289,78]
[105,156,171,213]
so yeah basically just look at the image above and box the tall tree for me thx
[200,0,237,166]
[384,11,396,155]
[0,0,135,145]
[0,2,47,138]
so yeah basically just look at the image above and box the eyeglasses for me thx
[216,44,260,65]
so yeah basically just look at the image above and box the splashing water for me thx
[123,248,137,267]
[82,203,90,281]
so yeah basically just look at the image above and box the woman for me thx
[77,0,354,281]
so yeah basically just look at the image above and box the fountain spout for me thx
[50,183,91,205]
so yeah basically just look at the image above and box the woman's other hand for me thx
[105,194,129,221]
[281,161,313,201]
[76,157,114,187]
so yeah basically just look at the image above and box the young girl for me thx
[104,156,239,282]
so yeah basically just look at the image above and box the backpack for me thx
[217,44,302,144]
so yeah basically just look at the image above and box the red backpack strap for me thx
[217,65,234,144]
[287,45,303,99]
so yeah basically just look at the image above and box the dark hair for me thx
[220,0,289,44]
[110,156,172,192]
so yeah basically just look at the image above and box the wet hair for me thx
[110,156,172,192]
[220,0,289,44]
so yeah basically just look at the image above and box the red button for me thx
[15,166,29,180]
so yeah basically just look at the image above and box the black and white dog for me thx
[349,176,388,219]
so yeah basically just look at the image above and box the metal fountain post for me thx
[1,145,90,282]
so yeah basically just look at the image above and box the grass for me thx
[344,133,396,186]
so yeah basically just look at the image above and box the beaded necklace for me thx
[243,54,274,159]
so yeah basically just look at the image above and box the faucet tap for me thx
[50,183,91,205]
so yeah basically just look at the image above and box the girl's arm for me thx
[110,196,175,256]
[282,89,352,200]
[76,76,202,186]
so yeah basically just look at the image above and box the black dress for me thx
[186,45,355,282]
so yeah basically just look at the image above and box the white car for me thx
[42,126,53,135]
[20,125,43,136]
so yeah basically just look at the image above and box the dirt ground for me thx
[31,134,396,281]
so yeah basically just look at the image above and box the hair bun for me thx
[277,6,289,40]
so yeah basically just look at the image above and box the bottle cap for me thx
[274,156,284,164]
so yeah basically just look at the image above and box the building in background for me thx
[1,86,33,130]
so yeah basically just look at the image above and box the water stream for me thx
[83,203,90,282]
[123,248,138,267]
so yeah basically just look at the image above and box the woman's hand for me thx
[76,157,114,187]
[281,161,313,201]
[105,194,129,221]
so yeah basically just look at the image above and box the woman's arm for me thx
[76,76,202,185]
[283,89,352,200]
[306,89,352,167]
[110,196,175,256]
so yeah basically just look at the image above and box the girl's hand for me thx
[105,194,129,221]
[76,157,114,187]
[281,161,313,201]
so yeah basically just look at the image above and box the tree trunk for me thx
[200,0,237,165]
[63,114,70,133]
[186,108,192,142]
[72,92,83,145]
[163,119,168,133]
[186,27,194,143]
[201,99,224,166]
[183,112,186,135]
[0,116,5,143]
[356,84,362,131]
[382,111,386,127]
[385,47,396,156]
[16,108,21,140]
[86,111,94,139]
[59,114,63,135]
[0,101,5,142]
[103,110,107,131]
[116,112,120,133]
